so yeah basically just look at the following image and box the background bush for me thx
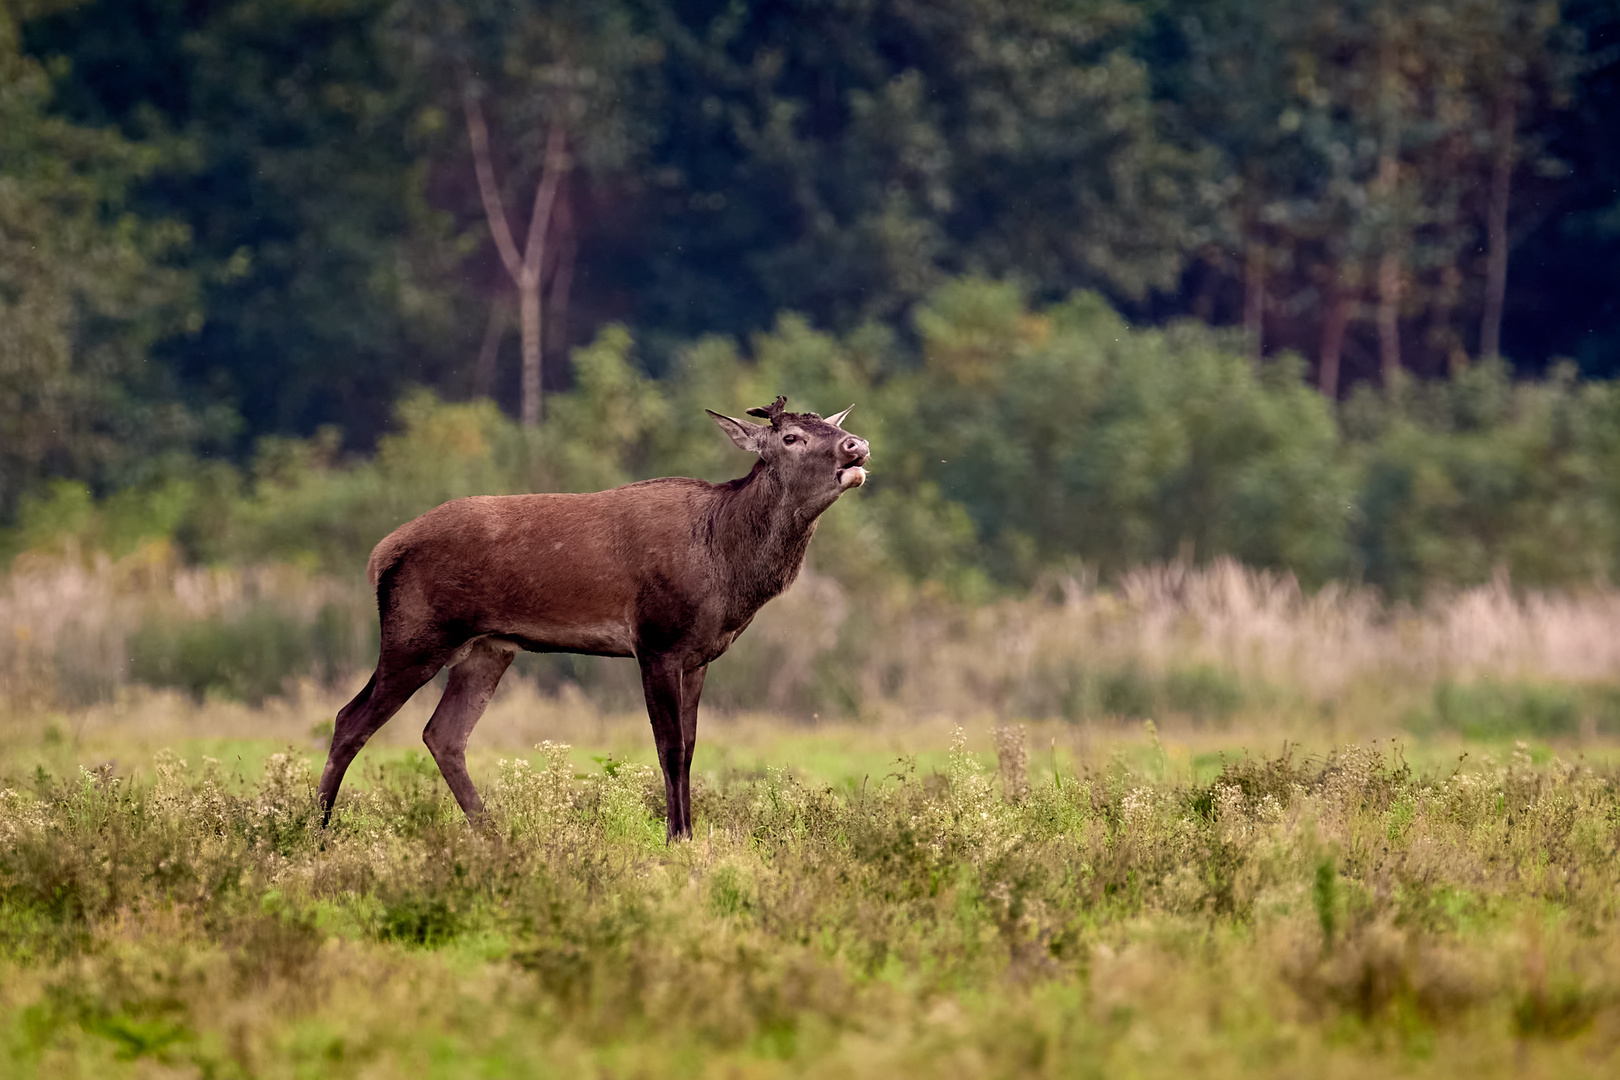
[8,279,1620,602]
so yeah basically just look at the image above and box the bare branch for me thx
[546,186,576,360]
[521,125,570,286]
[462,84,523,280]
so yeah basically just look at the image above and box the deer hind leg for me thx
[639,656,688,842]
[423,638,515,823]
[318,647,448,826]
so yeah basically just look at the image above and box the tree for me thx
[391,0,650,425]
[23,0,468,447]
[1153,0,1579,393]
[0,2,208,520]
[1458,0,1579,362]
[463,93,568,426]
[627,0,1205,343]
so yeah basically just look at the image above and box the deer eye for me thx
[782,434,798,444]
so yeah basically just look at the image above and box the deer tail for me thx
[366,535,402,589]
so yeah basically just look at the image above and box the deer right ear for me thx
[707,410,768,454]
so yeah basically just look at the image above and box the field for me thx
[5,562,1620,1077]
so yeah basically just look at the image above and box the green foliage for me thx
[5,0,1620,602]
[635,0,1201,337]
[1015,660,1248,724]
[1151,0,1587,380]
[1407,679,1620,741]
[0,7,211,521]
[22,0,471,444]
[11,278,1620,602]
[1346,362,1620,595]
[1314,857,1339,949]
[9,0,1620,473]
[890,284,1352,584]
[127,601,362,705]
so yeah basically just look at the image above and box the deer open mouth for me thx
[837,465,867,488]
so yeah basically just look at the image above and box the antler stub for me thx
[746,396,789,423]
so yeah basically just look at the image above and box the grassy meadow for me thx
[5,558,1620,1077]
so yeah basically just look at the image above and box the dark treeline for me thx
[3,0,1620,592]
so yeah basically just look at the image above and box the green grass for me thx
[3,707,1620,1077]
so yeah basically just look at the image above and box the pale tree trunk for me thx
[546,185,576,364]
[1480,91,1517,362]
[1319,273,1351,399]
[463,85,570,426]
[518,260,544,426]
[1243,241,1265,362]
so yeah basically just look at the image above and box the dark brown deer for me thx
[316,396,869,840]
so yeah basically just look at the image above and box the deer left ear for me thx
[707,410,768,454]
[825,404,854,428]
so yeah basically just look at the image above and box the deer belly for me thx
[499,614,637,658]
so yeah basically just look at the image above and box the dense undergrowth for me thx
[11,282,1620,601]
[3,731,1618,1076]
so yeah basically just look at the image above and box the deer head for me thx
[707,396,870,514]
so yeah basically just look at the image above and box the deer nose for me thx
[839,436,869,466]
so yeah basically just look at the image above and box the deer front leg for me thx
[639,656,688,842]
[678,665,708,841]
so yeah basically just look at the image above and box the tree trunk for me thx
[518,265,543,427]
[517,126,567,427]
[1319,276,1351,399]
[1480,91,1517,362]
[463,84,570,427]
[1243,241,1265,361]
[546,185,576,366]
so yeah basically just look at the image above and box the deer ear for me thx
[707,410,768,453]
[825,404,854,428]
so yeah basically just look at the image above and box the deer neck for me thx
[711,463,819,611]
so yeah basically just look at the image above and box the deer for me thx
[315,396,870,841]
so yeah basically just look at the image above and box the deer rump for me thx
[315,398,869,842]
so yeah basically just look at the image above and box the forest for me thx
[3,0,1619,596]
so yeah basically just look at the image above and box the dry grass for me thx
[8,550,1620,725]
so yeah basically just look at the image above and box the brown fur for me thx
[317,401,870,840]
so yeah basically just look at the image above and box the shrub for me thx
[1413,680,1584,740]
[128,605,314,705]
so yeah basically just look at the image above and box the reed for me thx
[6,548,1620,732]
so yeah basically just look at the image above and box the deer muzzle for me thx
[836,435,870,488]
